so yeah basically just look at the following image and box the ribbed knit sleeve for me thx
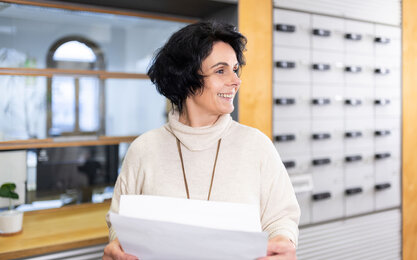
[105,137,144,241]
[259,133,300,246]
[105,175,127,241]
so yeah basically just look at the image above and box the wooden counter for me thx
[0,202,110,259]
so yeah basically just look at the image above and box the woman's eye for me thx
[216,69,224,74]
[234,68,240,76]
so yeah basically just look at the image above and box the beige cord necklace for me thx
[176,138,222,200]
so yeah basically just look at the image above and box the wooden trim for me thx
[75,78,80,132]
[0,202,110,258]
[0,138,53,144]
[402,0,417,259]
[0,136,137,150]
[238,0,273,139]
[46,36,106,71]
[0,67,149,80]
[23,201,109,216]
[1,0,196,24]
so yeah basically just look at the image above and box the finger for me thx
[266,241,287,255]
[123,253,139,260]
[117,242,138,260]
[103,240,126,260]
[267,240,296,256]
[257,255,285,260]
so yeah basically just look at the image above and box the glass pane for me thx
[105,78,166,136]
[22,145,120,208]
[51,76,75,134]
[0,3,188,72]
[0,75,47,141]
[0,3,189,142]
[53,41,96,62]
[79,77,99,132]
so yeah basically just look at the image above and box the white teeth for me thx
[217,93,233,98]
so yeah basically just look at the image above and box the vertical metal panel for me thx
[297,209,401,260]
[22,244,105,260]
[274,0,401,26]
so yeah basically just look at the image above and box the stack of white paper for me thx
[109,195,268,260]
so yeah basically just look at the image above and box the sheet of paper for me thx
[110,212,268,260]
[110,195,268,260]
[119,195,262,232]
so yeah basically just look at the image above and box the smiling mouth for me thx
[217,93,234,98]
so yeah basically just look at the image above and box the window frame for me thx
[46,36,106,137]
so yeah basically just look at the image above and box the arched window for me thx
[46,36,105,136]
[53,41,97,62]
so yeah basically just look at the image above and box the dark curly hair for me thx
[147,21,247,112]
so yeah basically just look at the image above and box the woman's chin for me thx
[220,106,234,115]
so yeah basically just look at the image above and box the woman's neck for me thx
[179,106,220,127]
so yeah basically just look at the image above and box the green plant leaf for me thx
[0,182,19,199]
[9,191,19,199]
[1,183,16,191]
[0,189,9,197]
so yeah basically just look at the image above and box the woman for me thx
[103,21,300,260]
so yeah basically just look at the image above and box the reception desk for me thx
[0,202,110,259]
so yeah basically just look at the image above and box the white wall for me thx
[0,151,26,208]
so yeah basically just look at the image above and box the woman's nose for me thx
[230,71,241,86]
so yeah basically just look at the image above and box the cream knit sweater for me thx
[106,111,300,245]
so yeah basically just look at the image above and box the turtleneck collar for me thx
[165,110,232,151]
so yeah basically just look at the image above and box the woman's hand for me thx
[102,238,138,260]
[257,235,296,260]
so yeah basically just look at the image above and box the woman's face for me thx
[186,41,241,117]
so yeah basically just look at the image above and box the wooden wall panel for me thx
[238,0,273,138]
[402,0,417,259]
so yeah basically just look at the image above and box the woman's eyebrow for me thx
[210,62,229,69]
[210,62,239,69]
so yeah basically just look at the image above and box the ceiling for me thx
[51,0,237,20]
